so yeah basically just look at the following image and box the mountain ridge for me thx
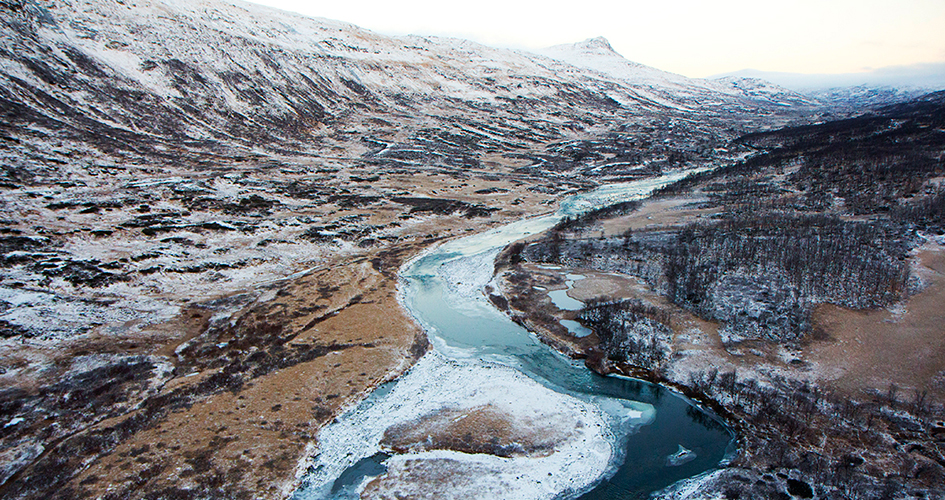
[2,0,819,165]
[537,36,816,111]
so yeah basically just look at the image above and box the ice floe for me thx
[293,351,613,500]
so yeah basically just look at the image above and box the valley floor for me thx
[0,156,563,499]
[493,193,945,499]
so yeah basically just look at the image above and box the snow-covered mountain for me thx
[537,37,816,111]
[1,0,819,177]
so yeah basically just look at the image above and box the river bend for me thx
[293,170,733,500]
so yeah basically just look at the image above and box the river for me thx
[292,169,734,499]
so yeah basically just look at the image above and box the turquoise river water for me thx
[293,169,734,500]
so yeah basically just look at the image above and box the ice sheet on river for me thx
[294,351,615,500]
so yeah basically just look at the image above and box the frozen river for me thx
[293,169,733,499]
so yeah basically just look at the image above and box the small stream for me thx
[292,169,733,499]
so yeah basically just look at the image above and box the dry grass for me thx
[497,196,945,405]
[68,252,425,498]
[600,195,719,235]
[807,243,945,401]
[380,404,572,458]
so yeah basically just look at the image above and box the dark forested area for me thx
[662,91,945,222]
[524,213,911,343]
[504,90,945,499]
[578,299,672,369]
[526,91,945,344]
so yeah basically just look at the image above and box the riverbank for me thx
[289,168,736,500]
[491,185,945,498]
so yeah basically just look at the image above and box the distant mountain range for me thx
[712,64,945,108]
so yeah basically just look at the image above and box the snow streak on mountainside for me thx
[2,0,816,171]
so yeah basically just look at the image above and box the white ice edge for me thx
[295,351,616,500]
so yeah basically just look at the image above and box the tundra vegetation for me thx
[497,91,945,499]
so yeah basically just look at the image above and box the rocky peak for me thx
[577,36,615,53]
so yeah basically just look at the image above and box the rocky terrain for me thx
[3,0,940,498]
[493,91,945,498]
[0,0,821,347]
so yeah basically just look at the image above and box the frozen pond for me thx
[549,289,584,311]
[561,319,594,338]
[549,273,586,311]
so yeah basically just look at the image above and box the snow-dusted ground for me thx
[0,286,156,339]
[653,469,729,500]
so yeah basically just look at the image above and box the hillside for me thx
[2,0,814,175]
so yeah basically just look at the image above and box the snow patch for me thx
[440,247,500,303]
[3,417,24,428]
[0,286,151,339]
[654,469,728,500]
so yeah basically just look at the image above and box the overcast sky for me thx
[246,0,945,78]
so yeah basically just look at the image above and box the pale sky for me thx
[246,0,945,78]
